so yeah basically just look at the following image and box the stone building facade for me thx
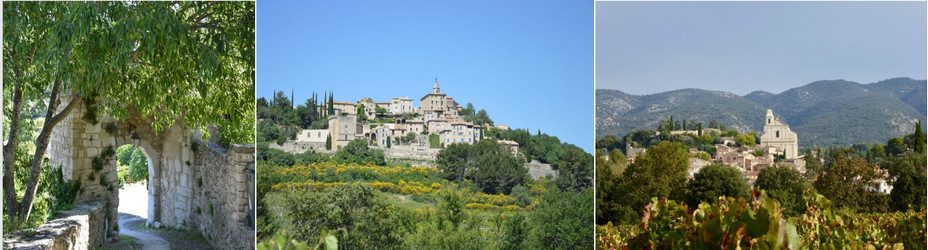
[328,114,361,147]
[390,97,416,114]
[439,120,480,144]
[296,129,329,143]
[331,101,357,115]
[760,109,799,159]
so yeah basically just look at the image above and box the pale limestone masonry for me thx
[3,200,106,250]
[296,129,328,143]
[525,160,557,180]
[269,141,329,153]
[40,93,254,249]
[189,143,255,249]
[760,109,799,159]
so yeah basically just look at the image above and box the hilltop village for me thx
[300,79,510,149]
[259,79,553,175]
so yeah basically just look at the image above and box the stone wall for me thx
[383,145,439,167]
[189,142,255,249]
[42,93,255,249]
[3,200,106,250]
[269,141,329,154]
[525,160,558,180]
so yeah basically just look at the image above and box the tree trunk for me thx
[19,78,81,221]
[3,86,25,217]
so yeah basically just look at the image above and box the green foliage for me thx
[428,134,441,148]
[356,104,368,122]
[500,213,528,250]
[888,151,927,212]
[263,183,415,249]
[116,145,134,166]
[436,139,527,194]
[735,132,757,146]
[696,151,712,160]
[755,165,808,217]
[326,134,332,150]
[3,147,76,230]
[904,120,926,154]
[802,152,824,179]
[886,137,907,156]
[553,144,593,192]
[484,128,566,165]
[436,143,470,182]
[529,187,593,249]
[4,0,255,222]
[793,191,926,249]
[685,164,751,208]
[128,148,149,183]
[394,133,417,145]
[595,134,624,153]
[6,1,256,143]
[332,139,385,166]
[599,192,801,249]
[610,141,689,224]
[439,190,467,230]
[255,233,320,250]
[404,207,489,249]
[595,149,627,225]
[813,148,889,213]
[598,191,927,249]
[508,185,532,207]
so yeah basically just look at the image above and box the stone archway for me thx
[45,94,255,249]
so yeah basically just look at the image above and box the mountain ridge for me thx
[596,78,927,147]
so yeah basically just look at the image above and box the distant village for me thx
[623,109,893,193]
[266,79,555,176]
[291,79,516,149]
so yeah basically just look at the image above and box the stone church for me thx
[760,109,799,159]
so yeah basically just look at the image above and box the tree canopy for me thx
[685,164,751,208]
[3,1,254,220]
[754,165,808,217]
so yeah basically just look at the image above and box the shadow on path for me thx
[119,214,170,250]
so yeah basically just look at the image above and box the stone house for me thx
[688,157,711,178]
[498,140,520,156]
[406,120,425,134]
[496,123,510,130]
[296,129,328,143]
[328,114,361,148]
[332,101,357,115]
[390,97,416,114]
[439,120,480,145]
[369,123,412,146]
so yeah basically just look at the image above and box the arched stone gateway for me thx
[44,94,255,249]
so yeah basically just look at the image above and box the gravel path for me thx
[100,182,212,250]
[119,215,170,250]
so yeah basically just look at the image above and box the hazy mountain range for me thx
[596,78,927,148]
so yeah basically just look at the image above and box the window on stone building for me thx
[776,131,779,138]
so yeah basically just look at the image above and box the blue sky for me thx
[258,1,593,152]
[596,1,927,96]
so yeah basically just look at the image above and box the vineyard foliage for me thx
[596,190,927,249]
[265,162,534,212]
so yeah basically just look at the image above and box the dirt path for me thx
[119,215,170,250]
[101,182,212,250]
